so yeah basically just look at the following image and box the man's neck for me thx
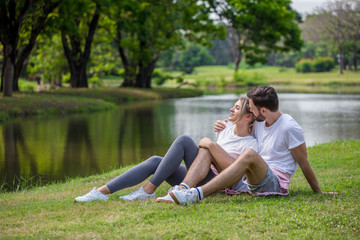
[265,111,282,127]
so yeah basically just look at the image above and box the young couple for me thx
[75,85,322,205]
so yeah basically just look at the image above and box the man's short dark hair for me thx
[247,85,279,112]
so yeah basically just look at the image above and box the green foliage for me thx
[18,79,37,92]
[27,34,68,85]
[106,0,224,87]
[295,59,313,73]
[152,69,174,86]
[179,44,215,74]
[295,58,335,73]
[210,0,303,67]
[233,70,268,86]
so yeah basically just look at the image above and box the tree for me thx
[0,0,63,96]
[106,0,224,88]
[59,0,101,88]
[313,0,360,73]
[28,34,68,86]
[179,44,215,74]
[208,0,303,72]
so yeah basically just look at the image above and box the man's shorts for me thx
[231,164,282,194]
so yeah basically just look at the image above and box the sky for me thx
[290,0,332,16]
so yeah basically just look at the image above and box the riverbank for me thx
[0,88,204,123]
[0,140,359,239]
[164,66,360,94]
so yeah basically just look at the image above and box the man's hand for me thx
[199,137,213,149]
[214,120,227,132]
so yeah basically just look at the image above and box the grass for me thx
[0,92,117,123]
[163,66,360,94]
[0,140,359,239]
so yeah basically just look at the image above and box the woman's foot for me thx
[119,186,156,201]
[74,187,109,202]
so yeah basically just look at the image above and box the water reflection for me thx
[0,94,359,189]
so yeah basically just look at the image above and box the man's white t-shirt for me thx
[217,121,258,159]
[252,114,305,175]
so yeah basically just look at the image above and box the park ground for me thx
[0,140,359,239]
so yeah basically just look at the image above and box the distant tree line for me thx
[267,0,360,74]
[0,0,305,97]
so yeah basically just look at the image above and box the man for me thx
[169,85,322,205]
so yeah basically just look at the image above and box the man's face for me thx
[249,99,265,122]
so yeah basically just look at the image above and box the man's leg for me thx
[201,149,268,197]
[170,149,268,205]
[181,148,215,188]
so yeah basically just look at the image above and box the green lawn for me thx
[1,140,359,239]
[160,66,360,94]
[180,65,360,85]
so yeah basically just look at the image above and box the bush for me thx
[295,59,313,73]
[295,57,335,73]
[152,69,173,86]
[18,79,37,92]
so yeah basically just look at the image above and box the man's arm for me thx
[199,137,235,171]
[214,120,227,132]
[291,143,322,193]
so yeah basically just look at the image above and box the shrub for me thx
[295,59,313,73]
[295,57,335,73]
[152,69,173,86]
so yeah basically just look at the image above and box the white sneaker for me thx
[74,187,109,202]
[119,186,156,201]
[169,188,199,205]
[156,185,185,203]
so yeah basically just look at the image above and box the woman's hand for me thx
[214,120,227,132]
[199,137,213,149]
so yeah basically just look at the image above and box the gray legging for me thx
[106,135,216,193]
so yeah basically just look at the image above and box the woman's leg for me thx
[104,155,163,194]
[100,135,197,195]
[149,135,216,188]
[102,135,214,195]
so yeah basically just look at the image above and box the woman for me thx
[74,97,257,202]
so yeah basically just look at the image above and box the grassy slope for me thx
[162,66,360,94]
[179,66,360,85]
[0,140,359,239]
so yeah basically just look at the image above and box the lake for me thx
[1,93,359,189]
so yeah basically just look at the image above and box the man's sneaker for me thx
[74,187,109,202]
[169,188,200,205]
[156,185,185,203]
[119,186,156,201]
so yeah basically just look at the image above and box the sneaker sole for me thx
[155,198,174,203]
[169,191,181,205]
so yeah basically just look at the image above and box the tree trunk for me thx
[0,0,63,95]
[60,4,99,88]
[135,56,158,88]
[353,54,358,72]
[339,46,344,74]
[2,44,16,97]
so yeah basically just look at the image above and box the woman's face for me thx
[229,100,243,122]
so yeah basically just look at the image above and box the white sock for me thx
[180,182,190,189]
[195,187,204,201]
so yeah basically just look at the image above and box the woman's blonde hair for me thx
[234,97,254,132]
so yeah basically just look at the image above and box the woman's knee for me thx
[145,155,162,167]
[175,135,193,144]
